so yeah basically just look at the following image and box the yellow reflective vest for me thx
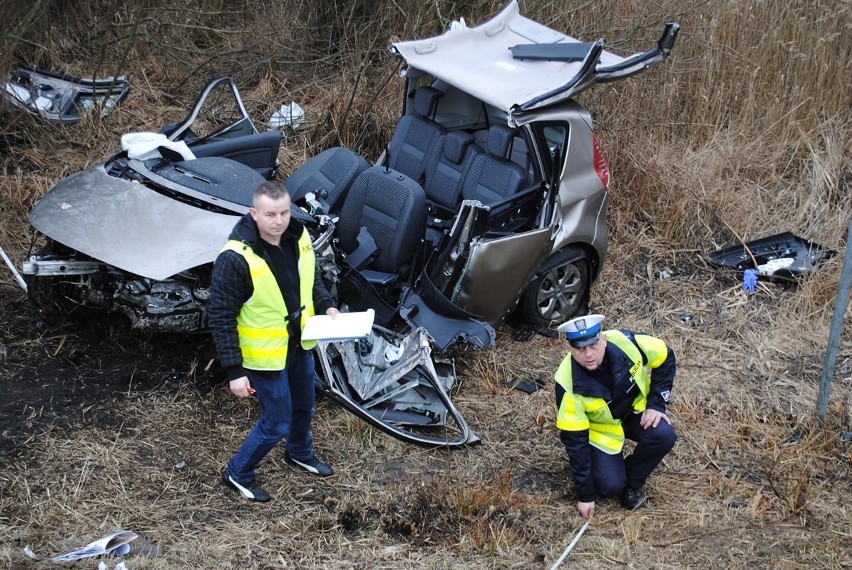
[221,231,317,370]
[554,330,669,454]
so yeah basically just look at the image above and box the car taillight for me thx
[592,134,610,190]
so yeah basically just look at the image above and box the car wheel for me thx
[517,247,590,328]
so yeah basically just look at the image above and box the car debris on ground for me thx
[3,64,129,123]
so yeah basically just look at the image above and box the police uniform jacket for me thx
[554,330,675,502]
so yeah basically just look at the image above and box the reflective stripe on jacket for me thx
[221,231,317,370]
[554,329,669,454]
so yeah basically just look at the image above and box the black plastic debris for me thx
[706,232,835,281]
[501,378,546,394]
[3,64,129,123]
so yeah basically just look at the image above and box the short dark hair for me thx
[253,181,290,206]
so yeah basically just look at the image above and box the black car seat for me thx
[461,124,526,206]
[385,87,447,184]
[422,130,481,212]
[336,166,426,281]
[285,147,369,213]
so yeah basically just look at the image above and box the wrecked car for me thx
[21,1,679,447]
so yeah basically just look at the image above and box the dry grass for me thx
[1,0,851,568]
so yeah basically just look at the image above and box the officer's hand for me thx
[578,501,595,519]
[230,376,254,398]
[326,307,340,319]
[640,408,671,429]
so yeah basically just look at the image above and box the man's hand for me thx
[640,408,671,429]
[230,376,254,398]
[326,307,340,319]
[578,501,595,519]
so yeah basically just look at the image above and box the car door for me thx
[161,77,281,178]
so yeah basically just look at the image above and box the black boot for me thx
[620,487,645,510]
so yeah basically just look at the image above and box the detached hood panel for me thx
[29,165,239,280]
[391,0,678,113]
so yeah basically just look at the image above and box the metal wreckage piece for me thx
[4,64,129,123]
[314,326,480,447]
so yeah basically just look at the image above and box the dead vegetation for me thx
[0,0,850,568]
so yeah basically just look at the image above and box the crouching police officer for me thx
[553,314,677,518]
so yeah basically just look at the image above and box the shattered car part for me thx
[314,327,480,446]
[22,3,680,447]
[706,232,835,280]
[4,64,129,123]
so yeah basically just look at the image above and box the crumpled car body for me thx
[4,64,129,123]
[22,1,679,447]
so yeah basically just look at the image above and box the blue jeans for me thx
[589,412,677,497]
[227,346,316,483]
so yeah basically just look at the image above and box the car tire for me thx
[517,246,590,328]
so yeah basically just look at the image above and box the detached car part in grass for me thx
[22,1,679,447]
[4,64,129,123]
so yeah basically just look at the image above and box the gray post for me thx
[817,219,852,422]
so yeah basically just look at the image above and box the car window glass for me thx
[537,123,569,180]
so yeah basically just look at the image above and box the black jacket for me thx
[207,214,335,380]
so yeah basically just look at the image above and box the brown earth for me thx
[0,259,850,568]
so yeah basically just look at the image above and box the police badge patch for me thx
[661,390,671,402]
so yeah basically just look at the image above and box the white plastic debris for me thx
[50,530,137,561]
[757,257,795,275]
[120,132,195,162]
[449,17,467,31]
[22,545,38,559]
[267,101,305,131]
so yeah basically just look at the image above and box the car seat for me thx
[336,166,426,282]
[422,130,481,212]
[285,147,369,213]
[461,124,526,206]
[385,87,447,184]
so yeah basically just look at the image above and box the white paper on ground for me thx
[301,309,375,342]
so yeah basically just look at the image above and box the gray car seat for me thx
[285,147,368,212]
[461,125,526,206]
[336,166,426,279]
[422,130,481,212]
[385,87,447,184]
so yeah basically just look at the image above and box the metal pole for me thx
[817,219,852,422]
[0,245,27,291]
[550,520,590,570]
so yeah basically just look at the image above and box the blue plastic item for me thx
[742,269,758,294]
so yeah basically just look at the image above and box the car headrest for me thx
[442,131,475,164]
[486,124,518,158]
[412,86,443,118]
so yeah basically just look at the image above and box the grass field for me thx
[0,1,850,568]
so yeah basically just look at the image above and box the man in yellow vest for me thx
[554,314,676,518]
[209,181,339,502]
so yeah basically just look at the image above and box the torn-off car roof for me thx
[390,0,679,114]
